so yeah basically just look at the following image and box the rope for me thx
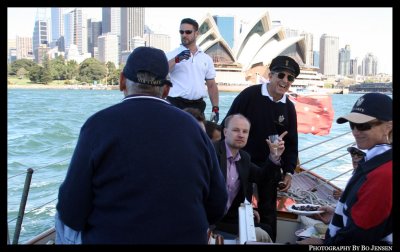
[279,189,335,207]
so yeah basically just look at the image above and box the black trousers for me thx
[167,96,206,113]
[254,163,282,242]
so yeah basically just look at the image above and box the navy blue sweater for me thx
[222,84,298,175]
[56,95,228,244]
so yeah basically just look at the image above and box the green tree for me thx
[64,60,79,80]
[16,67,28,79]
[40,56,53,84]
[29,65,42,83]
[51,55,66,80]
[77,58,107,83]
[10,59,36,76]
[105,61,119,85]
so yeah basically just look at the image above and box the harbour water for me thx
[7,88,365,243]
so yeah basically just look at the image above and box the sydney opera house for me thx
[196,11,322,90]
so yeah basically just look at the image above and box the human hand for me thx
[332,189,342,200]
[310,205,334,224]
[266,131,288,158]
[175,50,191,63]
[278,173,292,192]
[210,106,219,123]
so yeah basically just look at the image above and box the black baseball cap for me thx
[337,93,392,124]
[122,47,172,87]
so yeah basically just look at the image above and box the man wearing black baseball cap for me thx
[220,55,300,241]
[337,92,392,124]
[299,92,392,245]
[56,47,228,244]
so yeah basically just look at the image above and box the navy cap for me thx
[269,56,300,77]
[337,93,392,124]
[123,47,172,87]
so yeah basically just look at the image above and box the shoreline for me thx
[7,84,345,94]
[7,84,116,90]
[8,83,249,92]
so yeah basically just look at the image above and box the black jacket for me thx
[212,140,277,235]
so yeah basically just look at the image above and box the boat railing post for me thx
[8,226,10,244]
[12,168,34,245]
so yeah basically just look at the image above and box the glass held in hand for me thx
[269,134,279,156]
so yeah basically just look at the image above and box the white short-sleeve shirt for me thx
[166,45,216,100]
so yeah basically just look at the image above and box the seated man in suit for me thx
[212,113,287,242]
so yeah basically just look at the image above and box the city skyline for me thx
[7,7,392,75]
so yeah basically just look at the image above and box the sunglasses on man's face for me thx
[179,30,193,35]
[349,121,382,131]
[275,72,295,82]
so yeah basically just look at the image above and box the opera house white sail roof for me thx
[196,11,308,85]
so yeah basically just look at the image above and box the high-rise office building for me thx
[213,15,234,48]
[313,51,319,68]
[8,39,16,63]
[338,45,351,76]
[120,8,145,52]
[144,33,171,52]
[16,36,33,60]
[64,8,87,54]
[33,19,49,63]
[319,34,339,77]
[350,58,358,77]
[51,8,66,44]
[98,33,119,68]
[301,32,313,66]
[88,19,102,57]
[362,53,378,76]
[102,8,120,36]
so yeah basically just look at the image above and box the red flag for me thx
[288,94,334,136]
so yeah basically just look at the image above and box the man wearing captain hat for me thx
[299,92,392,245]
[220,55,301,242]
[55,47,228,244]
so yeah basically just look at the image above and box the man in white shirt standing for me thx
[165,18,220,123]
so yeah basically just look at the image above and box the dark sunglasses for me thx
[349,121,382,131]
[275,72,295,82]
[179,30,193,35]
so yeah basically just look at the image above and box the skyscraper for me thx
[362,53,378,76]
[88,19,102,57]
[319,34,339,77]
[301,32,313,66]
[338,45,351,76]
[51,8,66,44]
[120,8,145,52]
[33,19,48,63]
[64,8,87,54]
[102,8,120,36]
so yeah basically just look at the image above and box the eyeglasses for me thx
[349,121,382,131]
[274,72,295,82]
[179,30,193,35]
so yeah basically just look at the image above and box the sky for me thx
[7,7,393,74]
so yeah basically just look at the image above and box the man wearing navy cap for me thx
[55,47,228,244]
[220,55,300,242]
[298,93,392,245]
